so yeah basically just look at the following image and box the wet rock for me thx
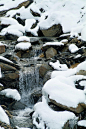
[0,71,19,89]
[39,63,52,77]
[0,44,5,54]
[45,47,57,58]
[50,98,85,113]
[0,94,16,109]
[9,101,26,110]
[30,89,42,104]
[41,24,63,37]
[0,83,4,91]
[43,71,51,84]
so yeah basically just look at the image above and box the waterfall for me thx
[19,65,42,107]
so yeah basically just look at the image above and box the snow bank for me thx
[0,88,21,101]
[15,42,31,51]
[78,120,86,127]
[43,76,86,108]
[0,106,10,125]
[33,97,77,129]
[51,61,86,78]
[49,60,68,71]
[17,36,30,42]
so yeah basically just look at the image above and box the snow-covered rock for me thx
[15,42,31,51]
[69,44,79,53]
[0,88,21,101]
[33,98,77,129]
[17,36,30,42]
[0,106,10,125]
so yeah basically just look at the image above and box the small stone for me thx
[45,47,57,58]
[0,45,5,54]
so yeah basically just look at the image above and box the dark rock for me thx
[9,101,26,110]
[0,70,19,89]
[16,17,25,26]
[41,24,63,37]
[5,33,18,40]
[39,63,52,77]
[0,94,16,109]
[30,8,41,17]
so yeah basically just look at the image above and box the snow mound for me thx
[0,88,21,101]
[33,98,77,129]
[17,36,30,42]
[15,42,31,51]
[49,60,68,71]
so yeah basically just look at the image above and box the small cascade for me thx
[19,64,42,107]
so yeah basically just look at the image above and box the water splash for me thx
[19,65,42,107]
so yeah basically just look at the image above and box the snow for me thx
[0,0,27,11]
[43,42,64,47]
[81,24,86,41]
[33,97,77,129]
[25,19,39,36]
[0,127,4,129]
[0,56,13,63]
[49,60,68,71]
[69,44,79,53]
[0,88,21,101]
[0,17,18,25]
[15,42,31,51]
[78,120,86,127]
[0,106,10,125]
[0,24,25,37]
[43,76,86,108]
[17,36,30,42]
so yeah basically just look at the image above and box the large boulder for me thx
[41,24,63,37]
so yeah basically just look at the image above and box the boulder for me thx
[39,63,52,77]
[41,24,63,37]
[45,47,57,58]
[5,33,18,40]
[0,71,19,89]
